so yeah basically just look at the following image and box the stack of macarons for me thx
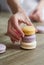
[20,26,36,49]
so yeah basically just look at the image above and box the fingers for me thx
[10,38,15,43]
[12,16,24,37]
[29,9,44,23]
[30,11,40,22]
[13,16,33,37]
[23,18,33,26]
[7,19,21,43]
[7,20,15,43]
[9,28,21,40]
[7,13,34,43]
[30,14,38,21]
[14,22,24,37]
[9,34,15,43]
[29,10,37,21]
[25,14,33,26]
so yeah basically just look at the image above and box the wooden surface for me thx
[0,12,44,65]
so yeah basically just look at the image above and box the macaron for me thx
[0,44,6,53]
[22,26,35,35]
[22,34,36,43]
[36,26,44,33]
[20,41,36,49]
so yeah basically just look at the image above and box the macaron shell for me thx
[22,26,35,35]
[20,41,36,49]
[23,31,35,35]
[22,35,36,43]
[36,26,44,33]
[22,26,35,32]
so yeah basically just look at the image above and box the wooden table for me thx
[0,12,44,65]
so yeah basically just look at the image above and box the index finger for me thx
[25,16,33,26]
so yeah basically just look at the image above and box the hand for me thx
[7,12,33,43]
[29,3,44,23]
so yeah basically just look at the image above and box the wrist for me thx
[7,0,23,14]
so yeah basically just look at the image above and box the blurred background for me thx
[0,0,10,12]
[0,0,38,15]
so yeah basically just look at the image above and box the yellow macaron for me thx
[22,26,35,35]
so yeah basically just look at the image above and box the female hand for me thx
[29,2,44,23]
[7,12,33,43]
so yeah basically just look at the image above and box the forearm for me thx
[7,0,23,14]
